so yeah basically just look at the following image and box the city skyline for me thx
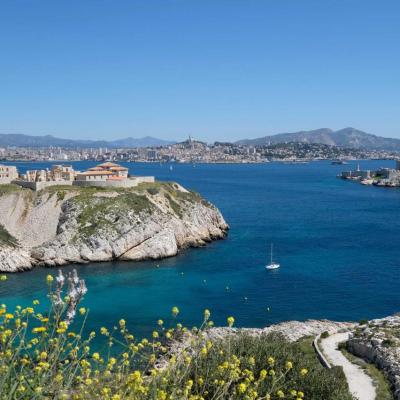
[1,0,400,141]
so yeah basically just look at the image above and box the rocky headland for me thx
[0,182,228,272]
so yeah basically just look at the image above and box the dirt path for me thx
[320,332,376,400]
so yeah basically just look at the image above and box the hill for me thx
[0,133,175,148]
[235,128,400,151]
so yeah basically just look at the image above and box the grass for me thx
[69,182,210,238]
[72,190,154,238]
[340,347,394,400]
[165,193,183,217]
[0,183,23,197]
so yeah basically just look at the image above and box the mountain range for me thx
[1,128,400,151]
[235,128,400,151]
[0,134,175,148]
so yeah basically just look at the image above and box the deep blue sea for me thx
[1,160,399,337]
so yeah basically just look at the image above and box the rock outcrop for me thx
[0,182,228,272]
[347,315,400,399]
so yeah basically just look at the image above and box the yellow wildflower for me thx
[237,383,247,394]
[32,326,46,333]
[172,306,179,317]
[300,368,308,376]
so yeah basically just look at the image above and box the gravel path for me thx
[320,332,376,400]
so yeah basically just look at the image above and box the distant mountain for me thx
[0,134,175,148]
[235,128,400,151]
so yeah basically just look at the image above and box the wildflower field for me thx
[0,270,352,399]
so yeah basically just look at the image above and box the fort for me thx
[0,162,154,191]
[340,160,400,187]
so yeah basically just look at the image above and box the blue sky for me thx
[1,0,399,142]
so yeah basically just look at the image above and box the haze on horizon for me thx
[1,0,399,143]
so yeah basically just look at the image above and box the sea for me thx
[0,160,399,337]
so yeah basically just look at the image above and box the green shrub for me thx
[147,187,159,196]
[382,339,396,348]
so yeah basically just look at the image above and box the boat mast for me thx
[270,243,273,264]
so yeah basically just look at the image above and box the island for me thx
[340,160,400,187]
[0,181,228,272]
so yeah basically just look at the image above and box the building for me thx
[51,165,75,181]
[22,165,76,182]
[75,162,129,182]
[10,161,154,190]
[0,164,18,183]
[74,162,154,188]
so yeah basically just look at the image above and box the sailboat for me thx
[265,243,280,270]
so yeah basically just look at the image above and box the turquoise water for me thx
[1,160,399,337]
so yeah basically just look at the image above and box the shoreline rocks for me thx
[347,315,400,399]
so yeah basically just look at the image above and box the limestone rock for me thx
[0,183,228,272]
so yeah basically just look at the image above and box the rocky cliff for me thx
[0,182,228,272]
[347,315,400,399]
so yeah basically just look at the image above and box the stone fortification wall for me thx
[12,180,73,191]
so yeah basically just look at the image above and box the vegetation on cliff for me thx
[0,225,18,248]
[0,272,352,400]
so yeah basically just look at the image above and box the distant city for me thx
[0,137,398,165]
[1,128,400,164]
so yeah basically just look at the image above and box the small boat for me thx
[169,165,173,171]
[265,243,280,270]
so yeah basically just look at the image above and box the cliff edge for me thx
[0,182,228,272]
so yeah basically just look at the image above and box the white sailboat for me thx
[265,243,280,270]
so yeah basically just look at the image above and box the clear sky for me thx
[1,0,399,142]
